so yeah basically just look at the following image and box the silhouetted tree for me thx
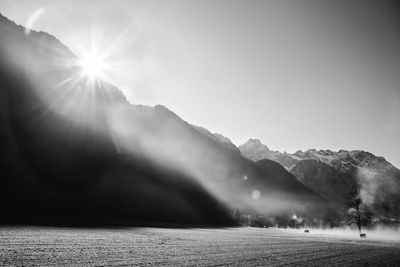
[345,194,373,233]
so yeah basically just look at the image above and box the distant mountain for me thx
[292,149,396,173]
[238,139,272,161]
[0,13,326,226]
[239,139,299,169]
[239,139,400,218]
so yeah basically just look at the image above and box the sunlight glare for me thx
[67,24,141,101]
[78,52,106,81]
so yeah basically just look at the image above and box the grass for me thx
[1,226,400,266]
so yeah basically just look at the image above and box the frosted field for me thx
[1,226,400,266]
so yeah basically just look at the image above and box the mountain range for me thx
[0,13,326,226]
[239,139,400,219]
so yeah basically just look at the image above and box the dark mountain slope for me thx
[0,14,232,226]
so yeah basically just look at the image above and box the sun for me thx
[81,54,104,77]
[69,29,137,91]
[78,52,106,82]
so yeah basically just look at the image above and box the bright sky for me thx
[1,0,399,167]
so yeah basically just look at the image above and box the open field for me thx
[1,226,400,266]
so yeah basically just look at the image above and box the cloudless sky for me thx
[1,0,399,167]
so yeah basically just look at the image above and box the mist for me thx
[356,164,400,218]
[293,225,400,242]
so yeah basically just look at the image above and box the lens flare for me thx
[252,190,261,200]
[25,8,46,35]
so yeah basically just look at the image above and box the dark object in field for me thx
[360,233,366,238]
[304,229,309,233]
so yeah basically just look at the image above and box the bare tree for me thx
[345,194,373,233]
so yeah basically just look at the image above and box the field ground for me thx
[1,226,400,266]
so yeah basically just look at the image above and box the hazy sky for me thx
[1,0,399,167]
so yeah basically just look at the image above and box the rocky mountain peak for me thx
[238,138,272,161]
[238,138,398,173]
[247,138,262,144]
